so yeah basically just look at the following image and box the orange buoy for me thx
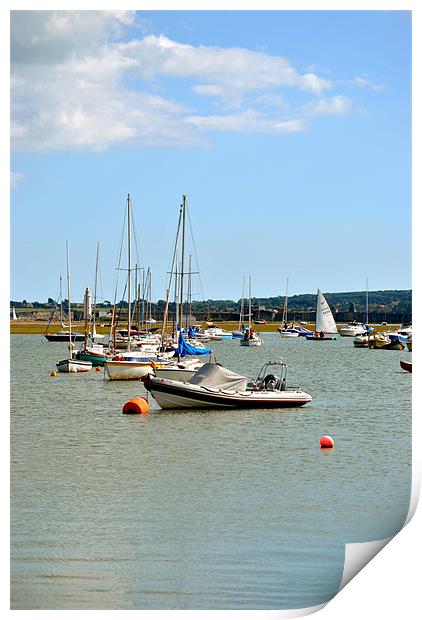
[95,366,101,372]
[50,370,57,377]
[320,435,334,449]
[122,396,149,415]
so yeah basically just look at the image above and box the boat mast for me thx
[66,241,72,355]
[92,242,99,339]
[248,275,252,330]
[187,253,192,331]
[59,274,64,327]
[127,194,132,351]
[282,277,289,325]
[83,287,89,350]
[179,195,186,336]
[161,203,183,348]
[239,275,245,331]
[365,277,369,324]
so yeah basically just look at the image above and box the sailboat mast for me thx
[179,195,186,334]
[66,241,72,353]
[283,277,289,325]
[161,203,183,347]
[248,275,252,330]
[92,242,99,338]
[365,277,369,324]
[83,287,89,350]
[239,275,245,330]
[59,274,63,327]
[187,253,192,330]
[127,194,132,351]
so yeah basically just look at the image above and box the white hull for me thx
[145,377,312,410]
[240,338,262,346]
[339,325,366,337]
[154,360,204,382]
[56,358,92,373]
[279,331,300,338]
[353,335,369,347]
[104,360,153,380]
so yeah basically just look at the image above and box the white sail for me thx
[315,289,338,334]
[12,307,17,320]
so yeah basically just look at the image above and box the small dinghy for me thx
[400,358,412,373]
[143,361,312,410]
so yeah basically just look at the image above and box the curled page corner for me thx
[339,537,392,591]
[279,602,328,617]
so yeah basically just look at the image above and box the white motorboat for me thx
[202,327,233,340]
[339,322,367,337]
[143,361,312,410]
[353,334,369,348]
[278,325,300,338]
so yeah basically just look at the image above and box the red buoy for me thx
[95,366,101,372]
[320,435,334,449]
[122,396,149,415]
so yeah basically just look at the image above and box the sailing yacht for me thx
[104,194,166,380]
[305,290,338,341]
[278,278,300,338]
[240,276,263,346]
[56,242,93,373]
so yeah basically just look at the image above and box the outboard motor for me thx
[263,374,278,390]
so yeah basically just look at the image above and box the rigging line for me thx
[130,200,143,272]
[186,199,206,302]
[112,202,128,306]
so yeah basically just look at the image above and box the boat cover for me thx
[177,332,212,357]
[187,363,248,391]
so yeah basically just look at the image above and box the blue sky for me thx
[10,9,412,303]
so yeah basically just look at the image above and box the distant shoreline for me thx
[10,321,401,335]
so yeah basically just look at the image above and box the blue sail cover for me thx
[177,331,212,357]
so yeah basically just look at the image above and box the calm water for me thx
[10,333,411,610]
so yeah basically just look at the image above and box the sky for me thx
[9,7,412,303]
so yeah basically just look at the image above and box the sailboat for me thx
[232,276,246,339]
[75,244,109,366]
[56,242,92,373]
[305,289,338,341]
[11,307,17,320]
[240,276,262,346]
[104,195,171,381]
[44,274,85,342]
[153,195,211,381]
[278,277,300,337]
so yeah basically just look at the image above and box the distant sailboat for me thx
[11,307,17,320]
[56,242,92,373]
[240,276,263,346]
[306,289,338,341]
[278,277,300,338]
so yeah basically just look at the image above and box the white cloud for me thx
[185,110,306,134]
[11,11,352,151]
[303,95,353,116]
[353,76,385,92]
[121,34,331,96]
